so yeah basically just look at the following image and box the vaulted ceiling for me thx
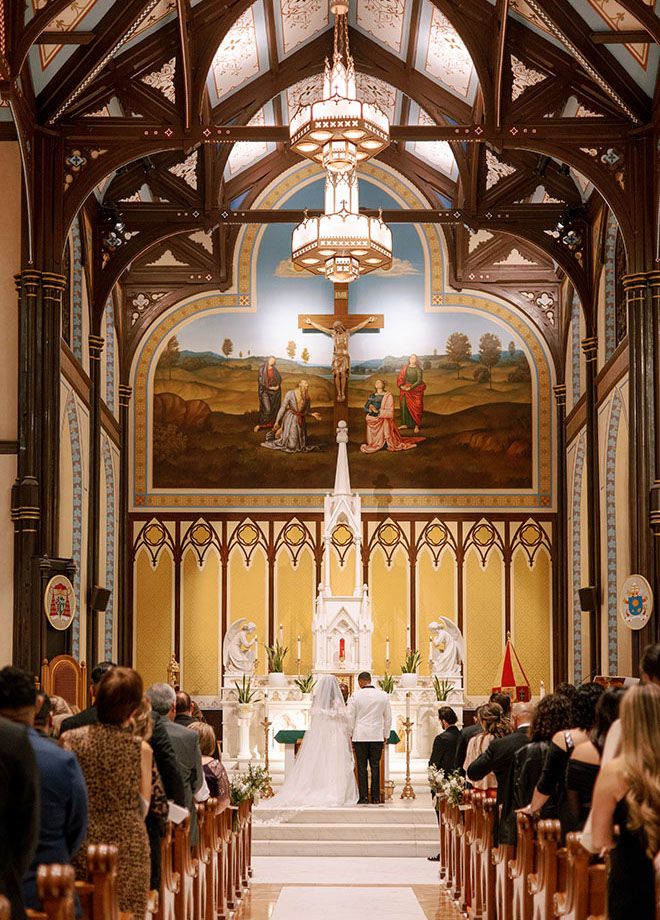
[3,0,659,369]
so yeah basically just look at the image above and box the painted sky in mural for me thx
[152,176,533,492]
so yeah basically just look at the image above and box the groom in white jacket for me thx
[348,671,392,804]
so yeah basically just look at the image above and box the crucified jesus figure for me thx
[305,315,375,401]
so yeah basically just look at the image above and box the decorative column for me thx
[553,384,568,683]
[581,336,601,677]
[12,270,66,673]
[647,271,660,644]
[86,334,104,668]
[622,273,655,663]
[117,384,132,665]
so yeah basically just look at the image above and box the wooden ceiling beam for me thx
[263,0,280,74]
[35,32,97,45]
[175,0,193,131]
[609,0,660,47]
[589,30,650,45]
[493,0,509,128]
[522,0,650,123]
[37,0,160,124]
[404,0,422,72]
[12,0,82,73]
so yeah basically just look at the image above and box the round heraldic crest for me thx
[44,576,76,631]
[620,574,653,631]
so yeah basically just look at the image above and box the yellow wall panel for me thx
[370,546,408,675]
[330,547,356,597]
[182,550,220,695]
[465,550,503,697]
[228,548,267,673]
[512,549,551,695]
[276,548,314,674]
[135,549,173,689]
[417,548,456,675]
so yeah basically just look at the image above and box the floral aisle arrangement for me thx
[230,762,272,805]
[427,766,465,806]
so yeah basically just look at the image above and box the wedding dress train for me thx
[262,675,358,810]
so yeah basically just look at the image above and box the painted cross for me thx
[298,283,383,426]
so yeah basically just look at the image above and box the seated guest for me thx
[468,701,535,845]
[513,693,572,836]
[189,722,230,803]
[59,660,116,734]
[465,702,511,790]
[50,696,74,738]
[455,690,511,774]
[33,693,56,743]
[429,706,461,776]
[523,682,604,829]
[0,667,88,917]
[130,696,169,892]
[191,700,205,722]
[146,683,209,847]
[0,712,40,920]
[175,691,195,727]
[61,667,151,918]
[565,686,624,832]
[592,683,659,920]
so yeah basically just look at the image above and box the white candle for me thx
[264,689,269,721]
[385,636,390,660]
[297,635,301,659]
[254,635,258,662]
[406,626,411,650]
[279,623,283,645]
[406,691,411,721]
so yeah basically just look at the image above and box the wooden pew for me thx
[75,844,124,920]
[554,834,606,920]
[29,864,76,920]
[193,803,209,920]
[456,789,472,913]
[173,816,198,920]
[468,791,485,920]
[494,842,515,920]
[447,802,462,901]
[0,895,9,920]
[156,823,180,920]
[217,801,234,920]
[508,812,535,920]
[528,820,565,920]
[241,799,253,885]
[475,792,498,920]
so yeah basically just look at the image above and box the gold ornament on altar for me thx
[167,655,180,688]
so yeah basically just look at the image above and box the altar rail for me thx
[25,798,253,920]
[436,790,607,920]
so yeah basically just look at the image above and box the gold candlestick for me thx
[400,716,416,800]
[260,718,274,798]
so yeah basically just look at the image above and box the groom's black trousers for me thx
[353,741,384,803]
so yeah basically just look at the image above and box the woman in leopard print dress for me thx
[61,668,151,917]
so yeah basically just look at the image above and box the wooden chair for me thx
[554,834,606,920]
[156,823,180,920]
[509,812,536,920]
[528,820,565,920]
[40,656,87,711]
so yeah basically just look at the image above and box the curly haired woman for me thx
[464,702,511,790]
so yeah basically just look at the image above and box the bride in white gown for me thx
[266,674,358,808]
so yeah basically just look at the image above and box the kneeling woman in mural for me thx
[360,379,424,454]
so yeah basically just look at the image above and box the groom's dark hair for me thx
[358,671,371,683]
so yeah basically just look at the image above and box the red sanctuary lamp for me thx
[339,638,346,661]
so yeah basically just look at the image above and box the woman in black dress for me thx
[592,683,659,920]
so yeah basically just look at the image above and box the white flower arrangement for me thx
[427,765,465,805]
[230,762,272,805]
[427,764,446,795]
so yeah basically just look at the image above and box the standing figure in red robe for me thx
[360,380,424,453]
[397,354,426,433]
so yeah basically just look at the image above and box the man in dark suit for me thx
[59,660,116,734]
[0,713,40,920]
[455,690,512,775]
[0,667,89,915]
[174,691,195,727]
[429,706,461,775]
[147,683,209,847]
[33,693,57,744]
[147,705,187,890]
[467,701,535,844]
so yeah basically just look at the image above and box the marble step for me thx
[254,821,438,841]
[253,839,439,857]
[254,805,436,825]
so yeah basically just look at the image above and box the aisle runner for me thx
[270,886,426,920]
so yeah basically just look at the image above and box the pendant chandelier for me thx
[289,1,392,283]
[291,170,392,283]
[289,3,390,171]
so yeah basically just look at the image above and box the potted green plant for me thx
[265,639,289,687]
[400,650,421,688]
[234,675,260,717]
[432,676,454,701]
[294,670,317,698]
[377,673,395,694]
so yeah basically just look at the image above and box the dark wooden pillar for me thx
[581,336,601,677]
[12,270,66,673]
[647,272,660,645]
[86,334,104,669]
[623,273,655,666]
[117,384,132,665]
[553,384,568,684]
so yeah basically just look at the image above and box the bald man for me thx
[467,700,535,845]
